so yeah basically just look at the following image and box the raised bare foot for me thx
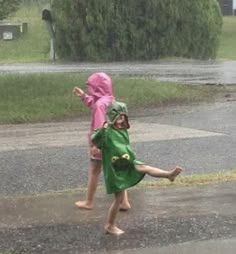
[168,166,183,182]
[119,202,131,212]
[74,200,93,210]
[105,224,125,235]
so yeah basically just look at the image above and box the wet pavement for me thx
[0,181,236,253]
[95,238,236,254]
[1,60,236,84]
[1,100,236,195]
[0,99,236,253]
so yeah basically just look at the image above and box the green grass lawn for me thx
[217,16,236,60]
[0,3,50,63]
[0,251,15,254]
[0,73,223,124]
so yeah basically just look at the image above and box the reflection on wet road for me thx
[0,60,236,84]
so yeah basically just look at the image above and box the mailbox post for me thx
[42,9,55,62]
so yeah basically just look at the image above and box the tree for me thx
[0,0,22,20]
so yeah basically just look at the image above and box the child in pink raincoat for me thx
[73,72,130,210]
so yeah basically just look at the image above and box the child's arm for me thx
[73,86,85,97]
[73,86,93,107]
[90,145,101,158]
[91,124,107,149]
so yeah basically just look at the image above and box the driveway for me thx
[0,181,236,253]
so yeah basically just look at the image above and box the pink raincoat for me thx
[81,72,115,160]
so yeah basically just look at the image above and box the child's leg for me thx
[75,160,102,209]
[120,189,131,211]
[136,165,182,182]
[105,191,125,235]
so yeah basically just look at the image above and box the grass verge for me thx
[217,16,236,60]
[0,251,15,254]
[138,168,236,189]
[0,73,225,124]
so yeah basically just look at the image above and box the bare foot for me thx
[168,166,183,182]
[119,202,131,212]
[105,224,125,235]
[75,200,93,210]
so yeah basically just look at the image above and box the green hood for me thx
[106,101,130,128]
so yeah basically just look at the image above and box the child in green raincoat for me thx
[92,101,183,235]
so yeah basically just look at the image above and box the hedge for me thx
[52,0,222,61]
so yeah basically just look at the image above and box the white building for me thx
[218,0,236,15]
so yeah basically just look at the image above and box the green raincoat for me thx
[91,101,145,194]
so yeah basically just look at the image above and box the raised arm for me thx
[73,86,94,107]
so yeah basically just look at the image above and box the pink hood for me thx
[86,72,113,100]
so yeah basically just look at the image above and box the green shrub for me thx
[52,0,222,61]
[0,0,22,20]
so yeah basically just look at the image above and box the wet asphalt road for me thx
[1,60,236,84]
[0,100,236,195]
[0,181,236,253]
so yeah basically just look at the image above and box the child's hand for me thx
[103,122,108,128]
[90,146,100,157]
[73,86,85,97]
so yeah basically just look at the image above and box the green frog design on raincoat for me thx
[91,101,145,194]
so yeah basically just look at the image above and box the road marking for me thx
[0,121,224,152]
